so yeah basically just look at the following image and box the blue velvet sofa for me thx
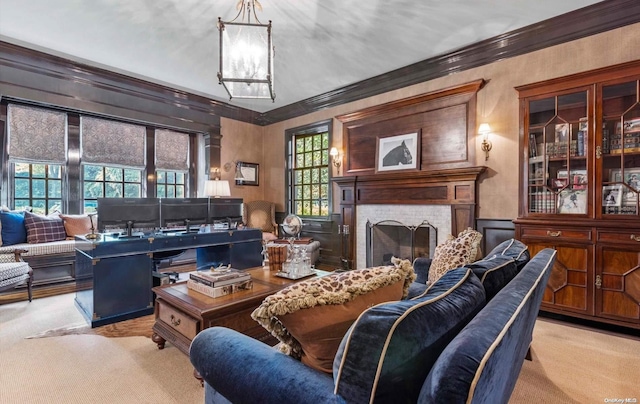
[189,240,555,404]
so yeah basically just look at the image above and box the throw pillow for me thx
[59,214,97,237]
[427,228,482,285]
[24,211,67,244]
[0,211,27,246]
[251,257,416,373]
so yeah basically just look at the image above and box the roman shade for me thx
[81,116,146,168]
[155,129,189,171]
[8,104,67,163]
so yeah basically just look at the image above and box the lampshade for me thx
[478,123,492,135]
[217,1,275,101]
[205,180,231,198]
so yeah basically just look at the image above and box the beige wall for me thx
[219,117,265,203]
[225,23,640,218]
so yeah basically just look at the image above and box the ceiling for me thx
[0,0,604,114]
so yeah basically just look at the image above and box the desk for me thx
[74,228,263,327]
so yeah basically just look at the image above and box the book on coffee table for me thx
[187,278,253,298]
[189,270,251,287]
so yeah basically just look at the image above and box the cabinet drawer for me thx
[519,226,592,242]
[597,230,640,246]
[157,302,199,340]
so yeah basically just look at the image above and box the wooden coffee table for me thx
[151,266,327,356]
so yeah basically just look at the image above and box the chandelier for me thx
[218,0,275,101]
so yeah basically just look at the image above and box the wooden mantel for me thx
[332,166,486,269]
[333,166,486,206]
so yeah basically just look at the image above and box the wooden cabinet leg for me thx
[151,332,166,349]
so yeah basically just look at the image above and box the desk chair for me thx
[0,247,33,301]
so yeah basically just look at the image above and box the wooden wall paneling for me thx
[0,42,225,133]
[337,80,483,176]
[0,104,7,205]
[451,204,475,236]
[475,218,516,257]
[66,114,81,213]
[146,128,157,199]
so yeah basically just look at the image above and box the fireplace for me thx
[366,220,437,267]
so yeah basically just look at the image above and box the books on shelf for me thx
[187,278,253,298]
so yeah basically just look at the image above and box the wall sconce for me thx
[209,167,221,180]
[223,160,245,180]
[478,123,492,161]
[330,147,342,173]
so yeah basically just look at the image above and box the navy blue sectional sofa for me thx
[189,239,555,404]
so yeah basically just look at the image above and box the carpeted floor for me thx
[1,293,639,403]
[0,294,203,404]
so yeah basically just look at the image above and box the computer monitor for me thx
[97,198,161,237]
[209,198,243,222]
[160,198,209,232]
[208,197,243,229]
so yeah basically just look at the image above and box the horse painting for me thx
[382,140,412,167]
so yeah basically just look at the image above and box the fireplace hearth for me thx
[366,219,437,267]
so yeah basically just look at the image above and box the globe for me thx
[281,214,303,238]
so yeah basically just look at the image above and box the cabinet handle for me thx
[170,314,181,327]
[595,275,602,289]
[630,234,640,242]
[596,145,602,159]
[546,230,562,237]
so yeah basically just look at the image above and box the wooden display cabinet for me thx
[515,61,640,330]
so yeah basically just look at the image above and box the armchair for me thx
[243,200,278,242]
[0,246,33,301]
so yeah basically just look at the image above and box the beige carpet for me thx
[1,293,639,403]
[0,294,203,404]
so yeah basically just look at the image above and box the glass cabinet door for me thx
[526,90,589,215]
[600,79,640,216]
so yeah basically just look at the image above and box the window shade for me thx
[8,104,67,163]
[155,129,190,171]
[81,116,146,168]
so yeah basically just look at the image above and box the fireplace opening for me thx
[366,220,437,267]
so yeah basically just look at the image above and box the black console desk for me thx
[74,228,263,327]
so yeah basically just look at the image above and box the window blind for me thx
[7,104,67,163]
[81,116,146,168]
[155,129,190,171]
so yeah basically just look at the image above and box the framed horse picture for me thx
[375,131,420,173]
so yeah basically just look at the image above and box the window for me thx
[83,165,142,212]
[12,163,62,214]
[156,171,186,198]
[286,121,331,217]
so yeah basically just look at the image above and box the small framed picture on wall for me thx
[235,161,259,186]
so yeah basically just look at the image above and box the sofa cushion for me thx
[465,255,519,300]
[428,228,482,284]
[419,249,556,404]
[59,214,97,237]
[7,240,76,257]
[485,238,530,270]
[24,211,67,244]
[251,258,415,373]
[0,211,27,246]
[333,266,486,404]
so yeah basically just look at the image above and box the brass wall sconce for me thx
[224,161,245,180]
[478,123,492,161]
[330,147,342,173]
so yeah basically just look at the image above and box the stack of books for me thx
[187,269,252,298]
